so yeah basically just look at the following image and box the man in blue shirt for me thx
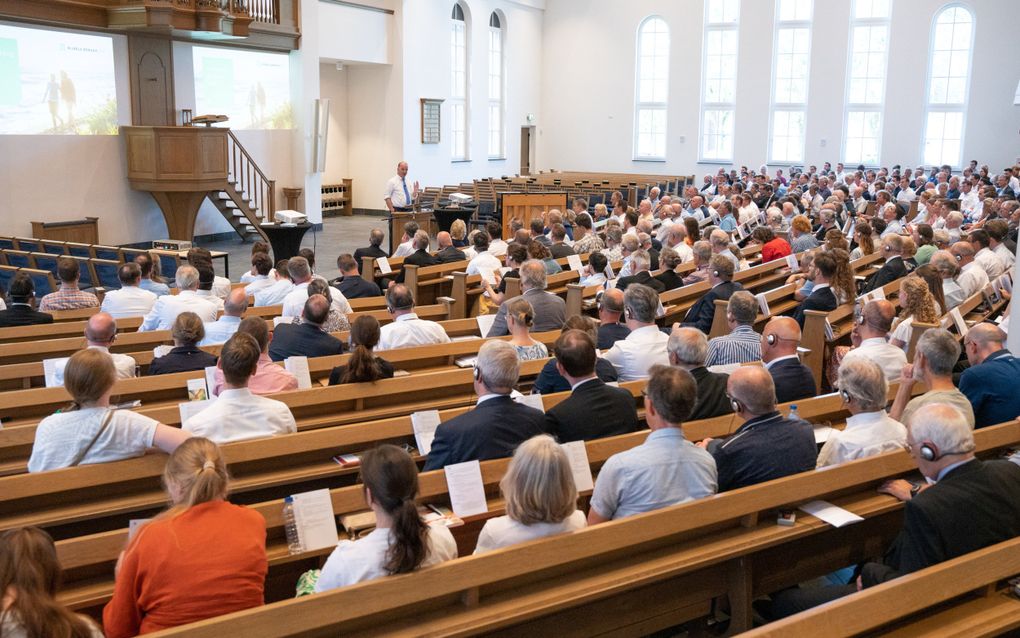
[959,323,1020,428]
[717,200,738,233]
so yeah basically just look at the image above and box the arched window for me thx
[633,16,670,160]
[451,3,469,161]
[922,4,973,168]
[487,12,505,159]
[700,0,739,162]
[768,0,813,164]
[843,0,891,166]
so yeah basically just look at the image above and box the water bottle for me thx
[788,404,800,421]
[283,496,303,554]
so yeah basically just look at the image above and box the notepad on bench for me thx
[798,500,864,528]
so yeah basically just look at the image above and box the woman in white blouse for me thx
[314,445,457,592]
[889,275,940,350]
[474,435,586,555]
[28,349,189,473]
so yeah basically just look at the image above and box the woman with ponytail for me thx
[0,527,102,638]
[506,298,548,361]
[314,444,457,592]
[103,437,267,637]
[328,315,394,385]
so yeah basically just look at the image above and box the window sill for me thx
[451,159,472,164]
[488,157,507,161]
[697,159,733,165]
[632,157,667,163]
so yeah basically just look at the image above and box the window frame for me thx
[698,0,740,163]
[450,2,470,162]
[487,12,506,160]
[841,0,892,167]
[767,0,814,165]
[920,3,974,169]
[632,15,671,161]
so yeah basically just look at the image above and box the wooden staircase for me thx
[207,130,276,243]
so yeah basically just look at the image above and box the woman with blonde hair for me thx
[506,298,549,361]
[824,228,849,252]
[889,275,939,350]
[28,349,189,472]
[593,202,609,221]
[0,527,103,637]
[850,222,875,260]
[828,248,857,304]
[473,434,585,554]
[450,219,468,247]
[103,438,267,637]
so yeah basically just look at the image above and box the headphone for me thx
[729,395,742,413]
[766,333,777,346]
[917,439,974,462]
[712,269,720,277]
[840,389,852,403]
[473,365,484,386]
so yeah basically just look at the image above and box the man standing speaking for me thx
[384,161,419,212]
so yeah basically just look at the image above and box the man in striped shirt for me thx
[704,291,761,367]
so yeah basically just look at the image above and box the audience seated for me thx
[269,294,345,361]
[474,435,586,554]
[754,226,792,263]
[212,316,297,396]
[242,252,276,297]
[533,316,618,394]
[705,291,761,367]
[652,246,684,291]
[100,262,157,319]
[949,241,989,299]
[433,231,465,263]
[253,258,294,306]
[391,221,420,258]
[183,333,296,443]
[486,260,566,337]
[889,275,939,350]
[681,240,713,286]
[329,315,394,385]
[140,266,218,332]
[761,317,816,403]
[332,254,383,298]
[616,249,664,292]
[595,288,630,349]
[38,257,99,312]
[698,366,815,492]
[51,312,137,385]
[185,247,231,299]
[392,231,438,286]
[588,365,717,523]
[194,264,225,313]
[135,253,171,297]
[840,300,907,382]
[313,445,457,593]
[377,284,451,351]
[791,251,839,327]
[861,234,908,294]
[969,228,1006,279]
[668,327,733,420]
[423,340,546,471]
[467,230,502,275]
[148,312,219,375]
[199,287,247,346]
[28,348,189,472]
[480,242,527,307]
[602,284,670,381]
[0,527,103,638]
[959,323,1020,428]
[543,329,638,442]
[238,241,273,285]
[817,358,906,467]
[889,328,974,427]
[681,254,742,334]
[353,228,389,272]
[506,298,549,361]
[290,279,351,333]
[548,223,575,259]
[282,256,351,318]
[928,250,966,308]
[0,273,53,327]
[103,438,267,636]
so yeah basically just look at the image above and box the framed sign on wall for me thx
[420,98,443,144]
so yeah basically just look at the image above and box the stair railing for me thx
[226,130,276,224]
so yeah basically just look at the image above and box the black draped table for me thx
[260,222,312,262]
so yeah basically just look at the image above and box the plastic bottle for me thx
[283,496,303,554]
[788,404,800,421]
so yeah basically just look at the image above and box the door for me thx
[129,35,175,126]
[520,126,532,176]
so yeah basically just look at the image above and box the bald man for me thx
[840,300,907,382]
[200,287,248,346]
[434,231,465,263]
[597,287,631,349]
[697,366,816,491]
[760,317,817,403]
[383,161,418,212]
[959,323,1020,428]
[50,312,136,386]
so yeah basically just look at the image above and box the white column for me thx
[290,0,323,225]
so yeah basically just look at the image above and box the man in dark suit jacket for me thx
[543,330,639,442]
[861,234,908,294]
[332,254,382,299]
[668,327,733,421]
[768,403,1020,618]
[596,288,630,349]
[698,366,816,492]
[268,294,345,361]
[352,228,388,274]
[616,250,665,293]
[548,223,576,259]
[394,231,438,285]
[487,260,566,337]
[0,273,53,327]
[434,231,465,264]
[682,254,743,335]
[791,252,839,327]
[423,340,546,470]
[761,317,817,403]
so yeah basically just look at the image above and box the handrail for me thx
[226,130,276,223]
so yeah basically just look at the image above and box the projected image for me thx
[193,46,293,129]
[0,24,117,135]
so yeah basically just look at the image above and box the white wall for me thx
[539,0,1020,176]
[319,63,349,184]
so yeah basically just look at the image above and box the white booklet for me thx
[179,398,213,424]
[291,488,339,551]
[375,257,392,274]
[476,313,497,336]
[559,441,594,492]
[513,393,546,413]
[285,356,313,389]
[42,357,67,388]
[411,410,442,456]
[798,500,864,528]
[567,254,584,272]
[445,460,488,517]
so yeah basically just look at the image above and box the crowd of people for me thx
[3,158,1020,635]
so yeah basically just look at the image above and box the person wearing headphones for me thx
[595,287,630,349]
[790,251,838,328]
[602,284,670,381]
[860,233,909,294]
[766,403,1020,618]
[423,340,546,471]
[817,358,906,468]
[696,366,815,492]
[888,328,974,428]
[704,291,761,367]
[377,284,451,351]
[839,299,907,382]
[760,317,816,404]
[680,254,744,335]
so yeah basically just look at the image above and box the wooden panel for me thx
[124,130,155,178]
[500,192,567,238]
[157,133,200,177]
[30,219,99,245]
[128,35,175,126]
[198,132,227,176]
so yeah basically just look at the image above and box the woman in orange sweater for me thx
[103,437,267,637]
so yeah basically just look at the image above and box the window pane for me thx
[635,17,670,158]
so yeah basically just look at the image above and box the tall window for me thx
[769,0,813,163]
[487,12,505,159]
[843,0,891,166]
[922,5,973,167]
[450,3,469,161]
[700,0,739,161]
[633,16,670,160]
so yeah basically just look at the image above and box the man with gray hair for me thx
[710,229,740,272]
[603,284,670,381]
[668,326,732,420]
[616,250,664,292]
[861,233,908,294]
[681,254,742,335]
[697,366,815,491]
[139,265,218,331]
[889,328,974,427]
[423,340,546,470]
[817,358,906,467]
[950,241,989,298]
[682,240,714,286]
[705,291,761,367]
[280,255,352,318]
[353,228,388,273]
[486,259,566,337]
[200,287,249,346]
